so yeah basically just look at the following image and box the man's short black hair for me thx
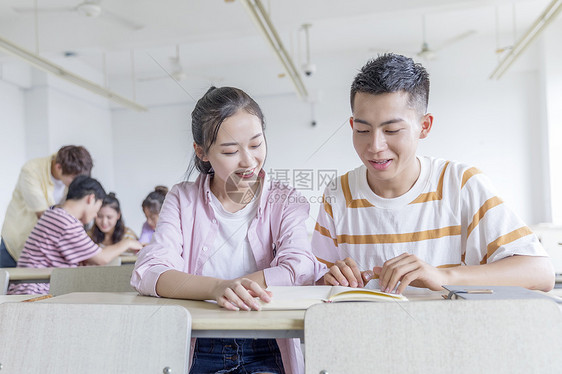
[66,175,106,201]
[350,53,430,115]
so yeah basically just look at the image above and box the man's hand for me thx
[323,257,367,288]
[375,253,448,294]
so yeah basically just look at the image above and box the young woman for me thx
[89,193,140,251]
[139,186,168,245]
[132,86,325,374]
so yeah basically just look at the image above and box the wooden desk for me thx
[119,254,137,264]
[1,267,53,284]
[40,292,305,339]
[2,262,135,285]
[546,288,562,301]
[39,289,446,339]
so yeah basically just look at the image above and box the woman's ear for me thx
[419,113,434,139]
[193,142,208,162]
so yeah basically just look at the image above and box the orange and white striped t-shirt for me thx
[312,156,547,287]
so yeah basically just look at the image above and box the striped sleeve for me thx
[460,168,546,265]
[311,185,340,269]
[58,224,101,263]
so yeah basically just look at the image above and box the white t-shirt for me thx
[201,192,259,279]
[51,176,66,204]
[312,156,548,289]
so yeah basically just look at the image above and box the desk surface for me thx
[41,292,307,334]
[0,294,40,303]
[28,288,562,339]
[2,261,136,282]
[38,289,446,339]
[119,254,137,264]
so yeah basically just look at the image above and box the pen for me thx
[444,289,494,299]
[21,294,53,302]
[456,289,494,294]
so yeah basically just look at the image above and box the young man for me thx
[8,176,142,295]
[312,53,554,294]
[0,145,93,267]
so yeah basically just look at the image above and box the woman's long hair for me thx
[91,192,125,245]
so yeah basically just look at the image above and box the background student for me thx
[139,185,168,245]
[8,176,142,295]
[132,86,324,374]
[88,192,140,251]
[313,53,554,294]
[1,145,93,267]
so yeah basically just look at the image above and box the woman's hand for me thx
[212,277,272,311]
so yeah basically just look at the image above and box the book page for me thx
[328,286,408,302]
[258,286,332,310]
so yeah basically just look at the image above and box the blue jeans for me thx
[190,338,285,374]
[0,238,17,267]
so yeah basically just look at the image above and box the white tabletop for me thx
[0,294,43,303]
[38,289,446,339]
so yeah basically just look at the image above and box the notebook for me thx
[442,285,561,303]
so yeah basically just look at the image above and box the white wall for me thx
[112,104,192,234]
[1,28,557,235]
[46,79,115,189]
[0,60,114,230]
[0,67,27,230]
[542,18,562,224]
[111,32,550,233]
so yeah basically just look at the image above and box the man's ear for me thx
[193,142,208,162]
[349,117,354,129]
[85,193,96,205]
[419,113,434,139]
[53,163,63,178]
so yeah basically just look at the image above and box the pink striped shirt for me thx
[8,207,101,295]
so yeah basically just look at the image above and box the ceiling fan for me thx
[12,0,144,30]
[139,45,223,83]
[369,17,476,61]
[416,15,476,60]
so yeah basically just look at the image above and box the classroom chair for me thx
[304,299,562,374]
[49,264,136,296]
[0,270,8,294]
[105,256,122,266]
[0,302,191,373]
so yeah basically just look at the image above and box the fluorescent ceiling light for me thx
[0,36,147,112]
[240,0,309,100]
[490,0,562,80]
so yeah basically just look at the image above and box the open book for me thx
[258,285,407,310]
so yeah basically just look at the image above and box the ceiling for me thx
[0,0,552,99]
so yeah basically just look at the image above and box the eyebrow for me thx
[354,118,404,127]
[219,133,263,147]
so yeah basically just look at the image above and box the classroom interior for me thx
[0,0,560,235]
[1,1,562,372]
